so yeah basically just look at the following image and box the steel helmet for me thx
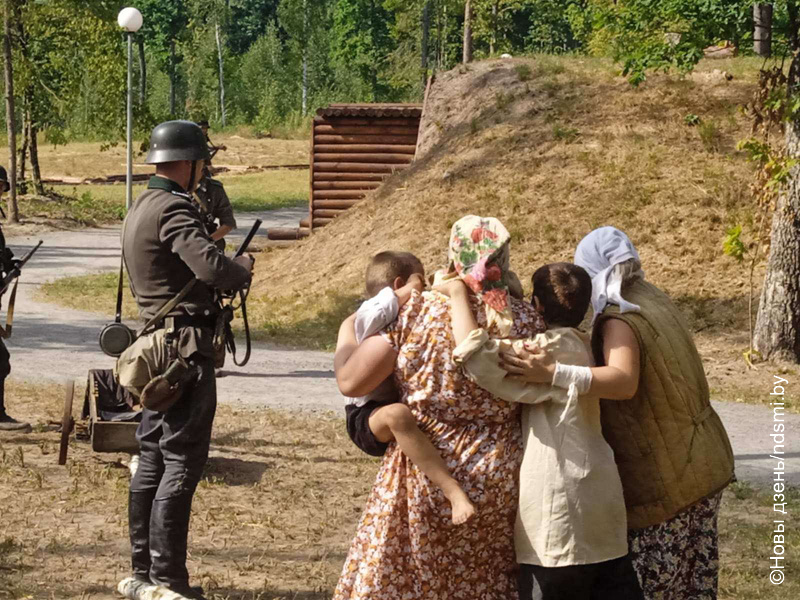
[145,120,211,164]
[0,166,9,192]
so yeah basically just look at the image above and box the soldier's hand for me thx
[234,253,255,273]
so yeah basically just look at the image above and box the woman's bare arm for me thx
[334,315,398,397]
[500,318,641,400]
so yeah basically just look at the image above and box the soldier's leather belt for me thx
[155,314,216,330]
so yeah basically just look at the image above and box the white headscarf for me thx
[573,226,644,324]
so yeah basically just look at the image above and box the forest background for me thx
[0,0,779,153]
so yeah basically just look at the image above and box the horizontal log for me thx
[299,216,311,228]
[312,217,335,227]
[314,134,418,145]
[267,227,306,241]
[313,199,360,209]
[313,190,367,200]
[314,144,417,155]
[313,208,348,218]
[313,181,381,190]
[313,172,387,182]
[314,153,413,164]
[313,124,419,136]
[314,162,407,173]
[315,117,420,127]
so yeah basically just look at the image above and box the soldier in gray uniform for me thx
[0,166,30,433]
[121,121,252,600]
[194,169,236,250]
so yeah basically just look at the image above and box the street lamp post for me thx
[118,7,143,212]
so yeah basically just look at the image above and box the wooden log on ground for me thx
[314,162,407,173]
[313,181,380,190]
[313,124,420,136]
[267,227,310,241]
[314,144,417,154]
[313,199,360,209]
[314,153,413,164]
[314,134,419,145]
[299,216,311,228]
[313,190,367,200]
[312,217,335,227]
[313,172,388,182]
[314,208,348,218]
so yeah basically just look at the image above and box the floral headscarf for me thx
[448,215,514,336]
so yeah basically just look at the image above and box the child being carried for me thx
[335,251,476,525]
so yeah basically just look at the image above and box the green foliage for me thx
[722,225,747,262]
[737,138,799,190]
[552,123,580,142]
[684,113,700,126]
[589,0,753,85]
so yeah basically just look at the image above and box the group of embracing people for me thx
[333,216,736,600]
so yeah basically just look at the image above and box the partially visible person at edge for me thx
[118,120,253,600]
[194,120,235,250]
[333,215,545,600]
[500,226,735,600]
[0,166,30,433]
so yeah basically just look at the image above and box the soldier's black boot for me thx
[129,489,156,583]
[150,494,206,599]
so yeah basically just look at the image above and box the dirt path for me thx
[3,211,798,487]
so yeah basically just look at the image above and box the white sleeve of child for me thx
[354,287,400,344]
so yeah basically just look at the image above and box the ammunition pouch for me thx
[114,319,199,413]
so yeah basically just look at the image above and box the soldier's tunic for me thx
[194,176,235,250]
[123,175,250,590]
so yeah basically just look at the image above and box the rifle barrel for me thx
[234,220,262,258]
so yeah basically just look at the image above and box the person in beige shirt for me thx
[436,262,643,600]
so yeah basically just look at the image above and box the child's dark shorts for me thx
[345,399,397,457]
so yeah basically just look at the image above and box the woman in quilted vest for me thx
[500,226,735,600]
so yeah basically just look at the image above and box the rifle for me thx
[0,240,43,296]
[219,219,262,367]
[0,240,43,339]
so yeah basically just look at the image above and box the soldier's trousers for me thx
[129,352,216,589]
[0,338,11,416]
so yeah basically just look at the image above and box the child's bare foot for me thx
[448,490,476,525]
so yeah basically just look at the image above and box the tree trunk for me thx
[3,0,18,223]
[421,1,430,94]
[463,0,473,64]
[137,36,146,106]
[753,124,800,362]
[215,21,226,126]
[754,4,773,58]
[490,1,497,55]
[169,39,176,117]
[17,106,27,183]
[29,122,42,195]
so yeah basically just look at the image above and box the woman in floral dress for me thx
[333,216,545,600]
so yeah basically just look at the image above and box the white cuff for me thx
[452,328,489,365]
[552,362,593,395]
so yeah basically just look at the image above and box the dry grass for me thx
[0,378,795,599]
[0,135,307,180]
[0,379,374,599]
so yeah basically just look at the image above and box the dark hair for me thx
[365,251,424,298]
[531,262,592,328]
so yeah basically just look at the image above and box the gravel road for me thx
[4,209,798,487]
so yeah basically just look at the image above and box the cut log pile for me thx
[267,103,423,241]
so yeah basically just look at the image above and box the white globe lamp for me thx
[118,7,143,33]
